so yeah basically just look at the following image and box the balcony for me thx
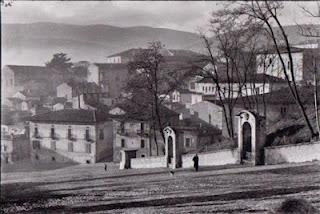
[33,133,41,139]
[137,129,149,137]
[67,134,76,141]
[50,133,58,140]
[117,128,149,137]
[84,134,93,142]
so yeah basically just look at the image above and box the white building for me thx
[171,88,203,106]
[256,47,316,83]
[28,109,113,164]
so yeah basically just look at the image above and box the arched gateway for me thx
[164,126,182,169]
[237,110,266,165]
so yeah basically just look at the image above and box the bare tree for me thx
[298,2,320,38]
[197,9,266,140]
[125,41,195,155]
[218,1,317,138]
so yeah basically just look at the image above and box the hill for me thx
[2,22,319,66]
[1,22,202,65]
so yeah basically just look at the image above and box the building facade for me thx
[28,109,113,164]
[1,129,29,164]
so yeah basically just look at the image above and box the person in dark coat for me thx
[192,153,199,172]
[104,163,107,171]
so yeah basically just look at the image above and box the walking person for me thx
[104,163,107,172]
[192,153,199,172]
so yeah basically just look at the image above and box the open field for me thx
[1,162,320,213]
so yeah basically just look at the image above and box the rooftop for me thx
[197,73,287,84]
[219,85,318,105]
[94,63,128,70]
[29,109,110,124]
[6,65,53,74]
[107,48,201,58]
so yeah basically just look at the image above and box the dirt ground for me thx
[1,162,320,213]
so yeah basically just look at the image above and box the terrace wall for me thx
[264,141,320,165]
[131,156,167,169]
[182,148,238,168]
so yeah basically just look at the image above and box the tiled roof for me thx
[197,74,286,84]
[176,88,202,95]
[29,109,110,124]
[107,48,201,58]
[6,65,53,74]
[109,101,179,122]
[94,63,128,70]
[256,46,305,54]
[221,85,318,105]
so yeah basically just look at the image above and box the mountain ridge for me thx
[2,22,319,66]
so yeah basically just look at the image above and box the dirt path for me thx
[1,162,320,213]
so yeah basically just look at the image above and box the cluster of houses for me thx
[1,40,319,166]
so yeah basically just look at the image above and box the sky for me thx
[2,1,320,33]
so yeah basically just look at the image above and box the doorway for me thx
[242,122,252,161]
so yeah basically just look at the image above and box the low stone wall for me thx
[131,156,167,169]
[182,149,238,168]
[265,141,320,165]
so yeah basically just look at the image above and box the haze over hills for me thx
[2,22,319,66]
[2,22,202,65]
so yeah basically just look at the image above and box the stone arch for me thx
[237,110,265,165]
[164,126,177,169]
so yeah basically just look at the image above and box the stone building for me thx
[109,102,180,162]
[1,65,56,104]
[196,73,287,99]
[28,109,113,164]
[1,127,29,164]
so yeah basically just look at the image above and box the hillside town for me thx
[1,1,320,213]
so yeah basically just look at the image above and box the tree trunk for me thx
[314,60,320,139]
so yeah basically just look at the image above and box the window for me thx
[141,154,145,158]
[99,129,104,140]
[203,86,205,92]
[140,123,144,132]
[141,139,145,148]
[86,160,91,164]
[190,82,195,89]
[255,87,260,94]
[68,126,72,139]
[85,144,91,153]
[185,138,192,148]
[3,145,7,152]
[280,107,287,117]
[35,154,39,160]
[33,141,40,150]
[209,114,212,124]
[121,139,125,148]
[34,125,39,137]
[51,141,56,150]
[85,127,90,141]
[52,156,56,161]
[50,125,55,139]
[68,142,73,152]
[120,122,125,133]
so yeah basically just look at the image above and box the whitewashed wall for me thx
[182,149,238,168]
[265,141,320,165]
[131,156,167,169]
